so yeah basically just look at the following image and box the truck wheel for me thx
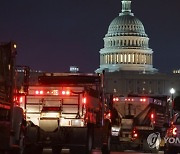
[19,130,25,154]
[52,146,62,154]
[101,135,110,154]
[35,146,43,154]
[110,136,119,152]
[22,145,43,154]
[86,128,93,154]
[22,145,33,154]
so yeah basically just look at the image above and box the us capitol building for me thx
[96,0,180,97]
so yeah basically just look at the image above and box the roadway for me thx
[43,148,164,154]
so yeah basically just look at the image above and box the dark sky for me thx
[0,0,180,73]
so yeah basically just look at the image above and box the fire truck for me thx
[110,95,169,153]
[0,42,25,153]
[19,73,111,154]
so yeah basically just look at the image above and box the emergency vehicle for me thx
[111,95,169,153]
[19,73,111,154]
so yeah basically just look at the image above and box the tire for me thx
[102,144,110,154]
[22,145,33,154]
[110,136,119,152]
[86,128,93,154]
[101,120,111,154]
[52,146,62,154]
[70,127,93,154]
[22,145,43,154]
[19,130,25,154]
[102,135,110,154]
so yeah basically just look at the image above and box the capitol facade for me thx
[96,0,180,97]
[96,0,157,73]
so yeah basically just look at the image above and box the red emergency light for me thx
[62,91,66,95]
[113,97,119,102]
[35,90,44,95]
[140,98,146,102]
[62,90,70,95]
[124,98,134,102]
[65,90,70,95]
[35,90,40,95]
[34,90,71,96]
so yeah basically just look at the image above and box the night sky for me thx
[0,0,180,73]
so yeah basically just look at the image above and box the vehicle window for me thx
[175,117,180,125]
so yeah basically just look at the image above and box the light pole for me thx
[170,88,175,117]
[170,88,175,102]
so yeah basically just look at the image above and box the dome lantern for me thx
[120,0,134,16]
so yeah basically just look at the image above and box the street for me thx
[42,148,164,154]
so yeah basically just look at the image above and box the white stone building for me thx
[96,0,157,73]
[96,0,180,97]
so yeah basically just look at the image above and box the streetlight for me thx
[170,88,175,101]
[169,88,175,117]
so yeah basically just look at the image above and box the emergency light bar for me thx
[113,97,147,102]
[34,90,71,96]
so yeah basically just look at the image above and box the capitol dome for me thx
[96,0,157,73]
[107,15,147,37]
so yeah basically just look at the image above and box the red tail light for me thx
[19,96,23,103]
[167,125,178,137]
[82,97,87,104]
[150,112,155,124]
[173,127,177,136]
[151,113,154,119]
[132,129,138,139]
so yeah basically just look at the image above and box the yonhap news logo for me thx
[147,132,161,149]
[147,132,180,149]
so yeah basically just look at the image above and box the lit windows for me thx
[120,54,123,63]
[105,54,108,64]
[132,54,135,63]
[110,54,113,64]
[128,54,131,63]
[116,54,119,64]
[124,54,127,63]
